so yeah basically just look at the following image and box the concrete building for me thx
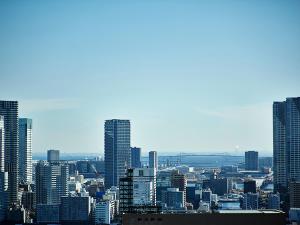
[104,119,131,189]
[19,118,32,184]
[131,147,141,168]
[0,100,19,205]
[95,201,111,225]
[245,151,259,171]
[149,151,158,171]
[47,149,60,163]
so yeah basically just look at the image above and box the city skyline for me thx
[1,1,300,154]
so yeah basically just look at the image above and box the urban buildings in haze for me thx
[104,119,131,189]
[131,147,141,168]
[0,100,19,205]
[245,151,259,171]
[19,118,32,184]
[149,151,158,171]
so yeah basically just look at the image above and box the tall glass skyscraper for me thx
[0,100,19,205]
[104,119,131,189]
[19,118,32,184]
[273,97,300,194]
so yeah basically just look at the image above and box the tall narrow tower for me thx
[104,119,131,189]
[19,118,32,184]
[0,100,19,205]
[149,151,158,171]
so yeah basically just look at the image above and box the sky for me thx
[0,1,300,156]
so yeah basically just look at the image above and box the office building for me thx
[202,189,212,206]
[21,191,36,211]
[95,201,111,225]
[119,168,156,214]
[273,97,300,194]
[149,151,158,171]
[19,118,33,184]
[0,116,6,221]
[289,208,300,225]
[244,179,257,193]
[245,151,259,171]
[36,204,60,224]
[35,161,69,204]
[171,170,187,206]
[0,100,19,205]
[104,119,131,189]
[60,196,91,223]
[290,181,300,208]
[131,147,141,168]
[123,211,286,225]
[0,116,4,172]
[267,193,280,210]
[47,149,60,163]
[161,188,185,210]
[242,193,259,210]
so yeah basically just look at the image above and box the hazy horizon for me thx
[1,1,300,154]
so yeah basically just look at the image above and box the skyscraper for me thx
[0,116,7,221]
[47,149,60,163]
[36,161,69,204]
[104,119,131,189]
[0,116,4,172]
[273,97,300,194]
[19,118,32,184]
[245,151,259,171]
[149,151,158,171]
[0,100,19,205]
[131,147,141,168]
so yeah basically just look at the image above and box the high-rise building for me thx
[290,181,300,208]
[0,100,19,205]
[171,170,187,206]
[149,151,158,171]
[36,204,60,224]
[104,119,131,189]
[131,147,141,168]
[245,151,259,171]
[47,149,60,163]
[35,161,69,204]
[273,97,300,195]
[19,118,32,184]
[0,116,4,172]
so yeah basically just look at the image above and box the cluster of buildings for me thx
[0,97,299,225]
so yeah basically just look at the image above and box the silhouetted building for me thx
[244,180,256,194]
[36,204,60,224]
[245,151,258,171]
[0,100,19,205]
[161,188,185,210]
[290,181,300,208]
[171,170,187,206]
[242,193,259,210]
[131,147,141,168]
[105,119,131,189]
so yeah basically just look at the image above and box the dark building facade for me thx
[131,147,141,168]
[245,151,259,171]
[104,119,131,189]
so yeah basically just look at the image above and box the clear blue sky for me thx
[1,1,299,156]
